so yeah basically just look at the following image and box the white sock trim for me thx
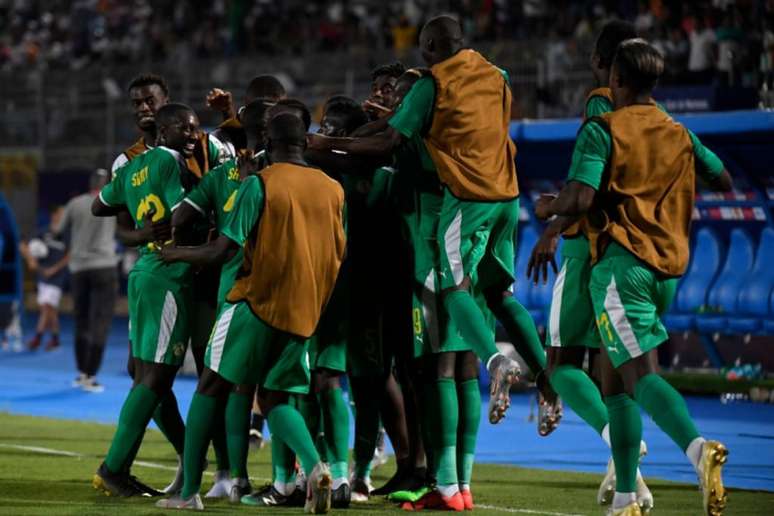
[437,484,460,497]
[486,352,502,371]
[332,477,349,490]
[686,436,706,473]
[612,491,636,509]
[601,423,611,448]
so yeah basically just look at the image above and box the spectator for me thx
[715,10,745,85]
[688,16,717,83]
[391,15,417,56]
[18,205,69,352]
[635,1,655,34]
[662,27,691,82]
[55,169,118,393]
[761,19,774,90]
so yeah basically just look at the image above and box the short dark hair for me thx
[155,103,195,128]
[595,20,638,69]
[267,113,306,148]
[371,62,406,82]
[613,38,664,94]
[246,75,286,101]
[127,74,169,96]
[268,98,311,131]
[323,96,368,136]
[241,99,269,131]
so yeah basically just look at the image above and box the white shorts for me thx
[37,283,62,308]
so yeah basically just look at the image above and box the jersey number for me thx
[136,194,165,222]
[412,308,423,335]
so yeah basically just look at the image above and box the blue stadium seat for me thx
[663,228,721,331]
[729,228,774,334]
[764,291,774,335]
[696,228,755,334]
[514,225,543,325]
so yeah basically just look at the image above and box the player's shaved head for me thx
[594,20,638,69]
[320,96,368,137]
[266,98,311,131]
[241,99,269,131]
[246,75,286,104]
[419,15,463,66]
[612,38,664,95]
[267,113,306,149]
[155,103,196,129]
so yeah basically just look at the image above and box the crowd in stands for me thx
[1,0,771,87]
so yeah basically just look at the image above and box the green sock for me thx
[420,381,437,479]
[435,378,459,486]
[444,290,499,364]
[634,373,700,452]
[267,403,321,477]
[182,393,219,498]
[549,365,608,435]
[605,394,641,493]
[296,394,321,447]
[271,432,297,484]
[123,428,147,474]
[104,384,159,473]
[320,387,350,480]
[489,296,546,373]
[456,378,480,486]
[351,377,379,479]
[211,402,230,472]
[152,390,186,456]
[226,391,252,479]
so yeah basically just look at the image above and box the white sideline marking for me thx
[0,443,585,515]
[0,443,270,482]
[477,504,584,516]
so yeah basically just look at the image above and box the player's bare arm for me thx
[159,235,238,267]
[534,182,596,221]
[307,126,403,159]
[527,215,582,285]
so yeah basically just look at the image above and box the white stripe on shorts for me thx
[209,305,236,372]
[548,263,567,347]
[155,291,178,362]
[603,276,641,358]
[444,209,464,286]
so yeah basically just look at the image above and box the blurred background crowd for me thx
[1,0,771,88]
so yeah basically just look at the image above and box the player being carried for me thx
[309,15,553,425]
[156,112,346,513]
[534,39,732,516]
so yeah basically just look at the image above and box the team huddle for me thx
[88,14,732,516]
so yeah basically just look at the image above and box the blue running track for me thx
[1,315,772,491]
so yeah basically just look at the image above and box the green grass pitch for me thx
[0,413,771,515]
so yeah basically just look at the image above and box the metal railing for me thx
[0,42,598,170]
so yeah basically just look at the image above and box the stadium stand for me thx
[728,228,774,335]
[662,228,722,332]
[695,228,756,335]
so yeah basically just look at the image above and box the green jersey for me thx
[567,120,725,192]
[221,175,265,260]
[187,152,268,304]
[100,146,190,282]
